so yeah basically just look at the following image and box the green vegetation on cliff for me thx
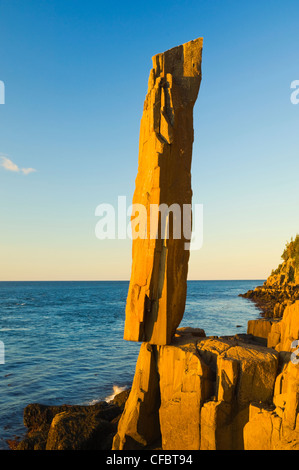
[241,235,299,318]
[282,234,299,270]
[270,235,299,285]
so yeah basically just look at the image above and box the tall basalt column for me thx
[124,38,203,345]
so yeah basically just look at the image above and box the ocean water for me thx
[0,280,263,449]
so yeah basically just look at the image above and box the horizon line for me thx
[0,279,266,282]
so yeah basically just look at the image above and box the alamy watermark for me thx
[290,80,299,104]
[0,341,4,364]
[291,340,299,365]
[95,196,203,251]
[0,81,5,104]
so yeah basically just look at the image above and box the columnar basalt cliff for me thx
[123,38,203,345]
[113,316,299,450]
[243,300,299,450]
[113,329,282,450]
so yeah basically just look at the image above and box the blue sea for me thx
[0,280,263,449]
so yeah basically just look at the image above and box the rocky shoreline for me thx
[8,388,131,450]
[9,237,299,451]
[240,235,299,319]
[239,283,299,319]
[8,302,299,451]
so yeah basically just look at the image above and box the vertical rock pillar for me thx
[124,38,203,345]
[112,39,203,450]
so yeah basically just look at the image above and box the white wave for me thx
[105,385,128,402]
[87,397,102,406]
[86,384,129,406]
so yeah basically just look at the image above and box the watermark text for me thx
[0,341,4,364]
[95,196,203,251]
[290,80,299,104]
[0,81,5,104]
[291,340,299,365]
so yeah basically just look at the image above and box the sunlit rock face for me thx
[124,38,203,345]
[112,330,280,450]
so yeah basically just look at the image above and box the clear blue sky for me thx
[0,0,298,280]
